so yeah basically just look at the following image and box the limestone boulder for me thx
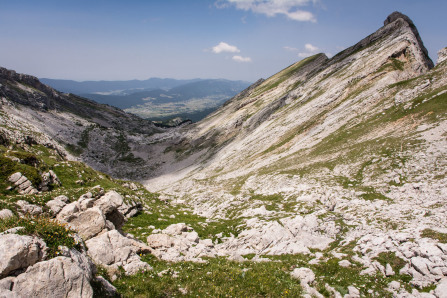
[86,230,152,275]
[45,197,67,215]
[434,278,447,298]
[56,201,80,222]
[0,209,14,220]
[163,223,188,236]
[15,200,42,216]
[65,207,107,240]
[11,256,93,298]
[290,267,315,286]
[147,234,173,249]
[0,234,47,278]
[8,173,38,195]
[94,191,125,229]
[39,170,61,191]
[94,191,123,215]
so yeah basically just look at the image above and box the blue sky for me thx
[0,0,445,82]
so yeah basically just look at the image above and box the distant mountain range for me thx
[41,78,251,122]
[39,77,203,95]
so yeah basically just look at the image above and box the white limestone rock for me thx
[437,47,447,65]
[15,200,42,216]
[147,234,173,249]
[0,209,14,219]
[434,278,447,298]
[11,256,94,298]
[64,207,107,240]
[163,223,189,236]
[0,234,47,278]
[339,260,352,268]
[45,198,67,215]
[290,267,315,286]
[86,230,152,275]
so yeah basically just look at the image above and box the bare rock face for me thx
[148,224,215,262]
[8,172,38,195]
[11,256,94,298]
[85,229,152,276]
[147,234,173,249]
[15,200,42,216]
[45,196,68,215]
[66,207,107,240]
[438,47,447,65]
[39,170,61,191]
[94,191,126,230]
[0,234,47,278]
[384,11,434,68]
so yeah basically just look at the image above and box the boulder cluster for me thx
[0,187,150,297]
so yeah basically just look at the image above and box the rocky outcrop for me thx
[0,234,47,278]
[15,200,42,216]
[0,187,150,296]
[384,11,434,68]
[39,170,61,191]
[147,223,216,262]
[45,195,69,215]
[354,232,447,288]
[8,172,38,195]
[10,254,94,297]
[216,215,337,256]
[438,47,447,65]
[86,230,152,277]
[48,188,151,277]
[55,190,132,239]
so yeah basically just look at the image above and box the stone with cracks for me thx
[15,200,42,216]
[434,278,447,298]
[45,198,67,215]
[62,207,107,240]
[11,256,93,298]
[0,234,47,278]
[94,191,125,229]
[85,230,151,275]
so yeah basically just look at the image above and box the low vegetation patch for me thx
[421,229,447,243]
[114,255,304,297]
[0,216,80,258]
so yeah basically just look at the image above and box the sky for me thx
[0,0,445,82]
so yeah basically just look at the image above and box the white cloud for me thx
[304,43,318,52]
[232,55,252,62]
[284,46,299,51]
[212,42,240,54]
[219,0,317,22]
[298,43,319,57]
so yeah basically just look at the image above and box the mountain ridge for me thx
[1,11,447,296]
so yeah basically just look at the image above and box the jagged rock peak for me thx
[383,11,434,69]
[384,11,415,27]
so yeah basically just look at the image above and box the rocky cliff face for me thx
[1,11,447,297]
[143,12,447,295]
[0,68,190,180]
